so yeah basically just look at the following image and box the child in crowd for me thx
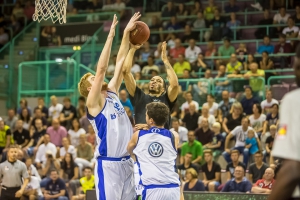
[236,43,247,63]
[204,122,224,160]
[245,129,259,162]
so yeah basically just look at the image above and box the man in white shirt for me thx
[48,95,63,120]
[22,171,43,200]
[35,134,57,168]
[282,17,299,43]
[185,39,201,64]
[180,91,199,119]
[273,7,291,25]
[170,118,188,149]
[260,90,279,114]
[141,56,160,76]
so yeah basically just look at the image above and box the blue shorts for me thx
[27,146,35,156]
[205,181,221,191]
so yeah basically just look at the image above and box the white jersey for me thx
[88,91,133,158]
[133,127,180,186]
[134,162,144,195]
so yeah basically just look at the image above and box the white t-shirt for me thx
[198,115,216,128]
[272,88,300,197]
[35,142,57,163]
[231,126,257,147]
[48,103,63,119]
[28,164,41,180]
[185,46,202,63]
[249,114,266,131]
[273,13,291,24]
[60,145,77,159]
[282,26,300,42]
[25,176,43,196]
[202,102,219,116]
[68,128,86,147]
[261,99,279,112]
[170,126,188,145]
[167,39,175,49]
[181,101,199,112]
[134,162,144,195]
[131,64,141,74]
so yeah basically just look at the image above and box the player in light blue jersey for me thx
[127,102,183,200]
[77,13,141,200]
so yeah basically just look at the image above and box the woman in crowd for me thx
[68,118,86,147]
[183,168,205,191]
[202,94,219,117]
[249,103,266,137]
[19,108,32,130]
[222,102,245,137]
[243,54,256,70]
[60,137,76,161]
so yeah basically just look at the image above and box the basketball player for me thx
[78,13,141,200]
[267,44,300,200]
[127,102,181,200]
[122,41,179,129]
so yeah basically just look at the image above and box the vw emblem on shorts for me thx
[148,142,164,157]
[151,128,160,133]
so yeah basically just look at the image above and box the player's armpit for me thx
[127,131,139,155]
[170,130,180,150]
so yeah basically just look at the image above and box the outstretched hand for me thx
[108,14,119,38]
[125,12,141,32]
[161,41,168,62]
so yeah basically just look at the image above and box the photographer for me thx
[40,150,61,189]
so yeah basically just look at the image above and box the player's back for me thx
[133,127,180,186]
[88,91,132,158]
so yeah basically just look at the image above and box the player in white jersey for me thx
[127,102,181,200]
[77,13,141,200]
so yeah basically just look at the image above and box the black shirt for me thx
[177,163,198,172]
[181,32,199,43]
[211,134,224,151]
[201,161,221,181]
[226,113,244,131]
[13,129,30,145]
[34,106,49,118]
[226,161,246,178]
[32,129,46,146]
[182,112,199,131]
[240,96,260,115]
[194,128,214,146]
[266,135,275,150]
[31,117,48,130]
[62,105,77,119]
[183,180,205,191]
[62,162,78,180]
[45,178,68,196]
[249,163,269,183]
[129,86,176,129]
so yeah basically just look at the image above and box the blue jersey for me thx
[133,127,180,186]
[87,91,133,158]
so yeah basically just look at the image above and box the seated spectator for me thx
[294,5,300,24]
[181,25,199,43]
[76,96,86,119]
[60,137,76,160]
[19,108,32,130]
[222,102,244,137]
[193,12,206,29]
[226,12,241,39]
[255,10,273,39]
[165,16,182,32]
[141,56,160,76]
[221,166,252,193]
[236,43,248,64]
[195,118,214,146]
[204,41,216,58]
[249,104,266,135]
[215,65,231,98]
[244,63,265,95]
[226,150,246,181]
[49,95,64,121]
[0,14,5,28]
[24,0,35,21]
[240,86,260,115]
[261,90,279,114]
[226,53,243,73]
[9,14,20,35]
[75,134,94,172]
[71,167,95,200]
[223,117,259,166]
[42,169,68,200]
[12,2,24,19]
[243,54,256,71]
[22,169,43,200]
[282,17,299,43]
[274,34,292,67]
[35,134,57,168]
[106,55,116,75]
[40,151,61,188]
[208,9,226,41]
[249,151,269,183]
[205,122,224,158]
[60,97,77,129]
[225,0,240,13]
[0,118,12,155]
[185,39,201,64]
[260,51,274,74]
[203,94,218,117]
[86,125,96,148]
[245,129,259,159]
[201,149,221,191]
[180,131,203,166]
[251,168,275,194]
[161,1,176,18]
[177,152,198,181]
[173,54,191,75]
[4,108,18,131]
[182,103,200,131]
[170,38,185,59]
[31,108,48,130]
[192,69,212,101]
[218,38,236,62]
[170,118,188,149]
[190,1,202,15]
[273,7,291,35]
[204,0,217,21]
[264,125,277,158]
[138,41,153,62]
[13,120,30,148]
[257,35,274,54]
[191,53,207,75]
[183,168,205,191]
[180,91,199,119]
[25,157,41,180]
[102,0,125,18]
[68,118,86,148]
[198,105,216,128]
[218,90,235,122]
[60,153,79,195]
[262,104,279,137]
[45,119,67,148]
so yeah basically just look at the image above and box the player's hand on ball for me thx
[161,41,168,62]
[125,12,141,32]
[108,14,118,38]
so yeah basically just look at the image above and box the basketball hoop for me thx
[32,0,67,24]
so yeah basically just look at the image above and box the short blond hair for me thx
[270,125,277,130]
[78,73,93,98]
[212,122,221,129]
[186,168,198,179]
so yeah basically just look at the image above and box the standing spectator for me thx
[185,39,201,64]
[221,166,252,193]
[70,167,95,200]
[180,131,203,165]
[173,54,191,75]
[218,90,235,122]
[249,151,269,183]
[249,104,266,135]
[222,102,244,137]
[60,153,79,194]
[5,109,18,131]
[198,105,216,128]
[19,108,32,130]
[170,38,185,59]
[225,0,240,13]
[48,95,63,121]
[282,17,299,43]
[195,118,214,146]
[193,12,206,29]
[31,108,48,130]
[226,150,246,180]
[182,103,200,131]
[203,94,218,117]
[251,168,275,193]
[24,0,35,21]
[255,10,273,39]
[260,90,279,114]
[34,97,48,118]
[35,134,57,168]
[226,53,243,73]
[201,149,221,191]
[119,90,134,113]
[240,86,260,115]
[161,0,176,17]
[42,170,68,200]
[273,7,291,35]
[183,168,205,191]
[274,34,292,67]
[86,125,96,148]
[60,97,77,129]
[25,119,45,157]
[181,91,199,118]
[47,119,68,147]
[60,137,76,160]
[205,122,224,158]
[177,153,198,181]
[13,120,30,148]
[68,118,86,148]
[170,118,188,149]
[76,96,86,119]
[0,26,8,48]
[257,35,274,54]
[208,9,226,41]
[75,134,94,171]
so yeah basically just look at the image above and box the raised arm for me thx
[86,15,118,116]
[108,12,141,93]
[161,41,179,103]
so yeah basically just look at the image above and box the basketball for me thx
[129,21,150,45]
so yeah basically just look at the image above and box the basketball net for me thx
[32,0,67,24]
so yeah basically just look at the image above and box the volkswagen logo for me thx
[151,128,161,133]
[148,142,164,157]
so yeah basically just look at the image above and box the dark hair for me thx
[296,44,300,58]
[7,144,19,150]
[146,102,170,126]
[71,118,81,130]
[255,151,263,156]
[38,97,44,101]
[63,97,71,102]
[264,35,270,39]
[203,149,213,156]
[185,91,192,96]
[20,108,31,123]
[83,166,93,172]
[148,56,154,60]
[253,103,262,114]
[271,103,279,109]
[78,96,86,102]
[19,98,28,106]
[172,117,179,123]
[186,152,192,155]
[207,94,215,99]
[231,149,240,155]
[242,116,250,124]
[35,108,42,113]
[62,153,75,171]
[262,51,269,56]
[279,33,286,39]
[50,169,58,174]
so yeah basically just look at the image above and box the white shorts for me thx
[142,185,180,200]
[95,156,136,200]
